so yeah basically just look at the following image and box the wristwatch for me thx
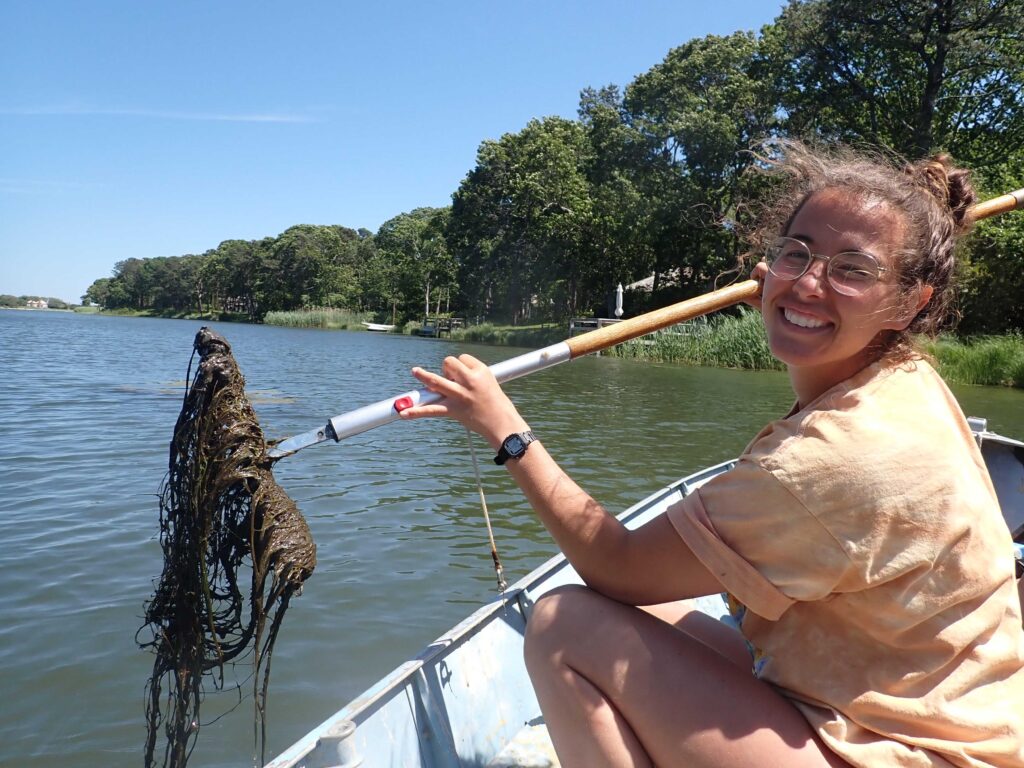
[494,430,536,465]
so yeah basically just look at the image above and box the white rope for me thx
[465,426,507,594]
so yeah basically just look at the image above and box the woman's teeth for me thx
[783,307,828,329]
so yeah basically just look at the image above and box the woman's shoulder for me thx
[741,358,990,516]
[750,358,962,465]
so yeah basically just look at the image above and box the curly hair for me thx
[743,139,977,359]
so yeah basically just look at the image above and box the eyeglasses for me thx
[764,237,889,296]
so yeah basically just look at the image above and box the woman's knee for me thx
[523,584,598,672]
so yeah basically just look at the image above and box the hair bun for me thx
[907,154,977,232]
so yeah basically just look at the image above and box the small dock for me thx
[568,317,624,355]
[568,317,623,336]
[419,316,465,338]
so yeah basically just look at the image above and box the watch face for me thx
[506,435,525,454]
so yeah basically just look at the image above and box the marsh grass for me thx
[927,335,1024,388]
[610,311,1022,388]
[451,323,565,347]
[263,308,372,330]
[610,309,784,371]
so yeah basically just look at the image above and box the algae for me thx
[139,327,316,767]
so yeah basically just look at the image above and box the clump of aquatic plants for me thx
[139,327,316,768]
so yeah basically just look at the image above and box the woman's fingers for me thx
[745,262,767,310]
[398,403,450,420]
[457,353,486,370]
[411,365,462,395]
[405,355,522,445]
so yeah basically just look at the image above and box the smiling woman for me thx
[398,140,1024,768]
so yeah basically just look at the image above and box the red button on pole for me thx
[393,396,414,413]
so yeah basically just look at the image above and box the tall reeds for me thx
[926,335,1024,388]
[263,308,372,330]
[610,308,784,371]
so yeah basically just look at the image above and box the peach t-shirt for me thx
[668,359,1024,767]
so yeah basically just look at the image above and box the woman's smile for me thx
[780,306,832,331]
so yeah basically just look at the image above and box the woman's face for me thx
[760,189,927,402]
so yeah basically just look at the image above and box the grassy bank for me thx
[87,304,1023,388]
[610,309,783,371]
[89,307,250,321]
[925,335,1024,388]
[263,307,372,330]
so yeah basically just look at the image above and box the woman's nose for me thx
[792,257,829,295]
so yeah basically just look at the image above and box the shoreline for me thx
[54,307,1024,389]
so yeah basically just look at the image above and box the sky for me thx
[0,1,785,303]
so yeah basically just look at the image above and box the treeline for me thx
[85,0,1024,334]
[1,294,72,310]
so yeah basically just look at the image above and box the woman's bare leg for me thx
[524,585,848,768]
[640,601,753,669]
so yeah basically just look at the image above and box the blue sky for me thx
[1,1,784,303]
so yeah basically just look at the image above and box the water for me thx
[1,309,1022,767]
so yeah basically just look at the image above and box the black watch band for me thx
[494,430,536,465]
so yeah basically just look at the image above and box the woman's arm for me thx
[400,354,724,605]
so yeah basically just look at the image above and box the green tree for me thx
[577,85,658,315]
[957,152,1024,334]
[624,32,777,300]
[375,207,457,321]
[765,0,1024,167]
[450,117,593,321]
[83,277,112,307]
[267,225,356,310]
[205,239,271,319]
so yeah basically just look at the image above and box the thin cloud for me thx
[0,105,318,123]
[0,177,105,194]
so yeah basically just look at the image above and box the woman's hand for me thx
[744,261,768,311]
[400,354,530,450]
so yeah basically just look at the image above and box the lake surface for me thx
[2,309,1023,767]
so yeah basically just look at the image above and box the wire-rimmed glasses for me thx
[764,237,889,297]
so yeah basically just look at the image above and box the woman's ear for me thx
[889,283,935,331]
[915,284,935,314]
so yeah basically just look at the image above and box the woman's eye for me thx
[833,260,875,281]
[779,251,809,265]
